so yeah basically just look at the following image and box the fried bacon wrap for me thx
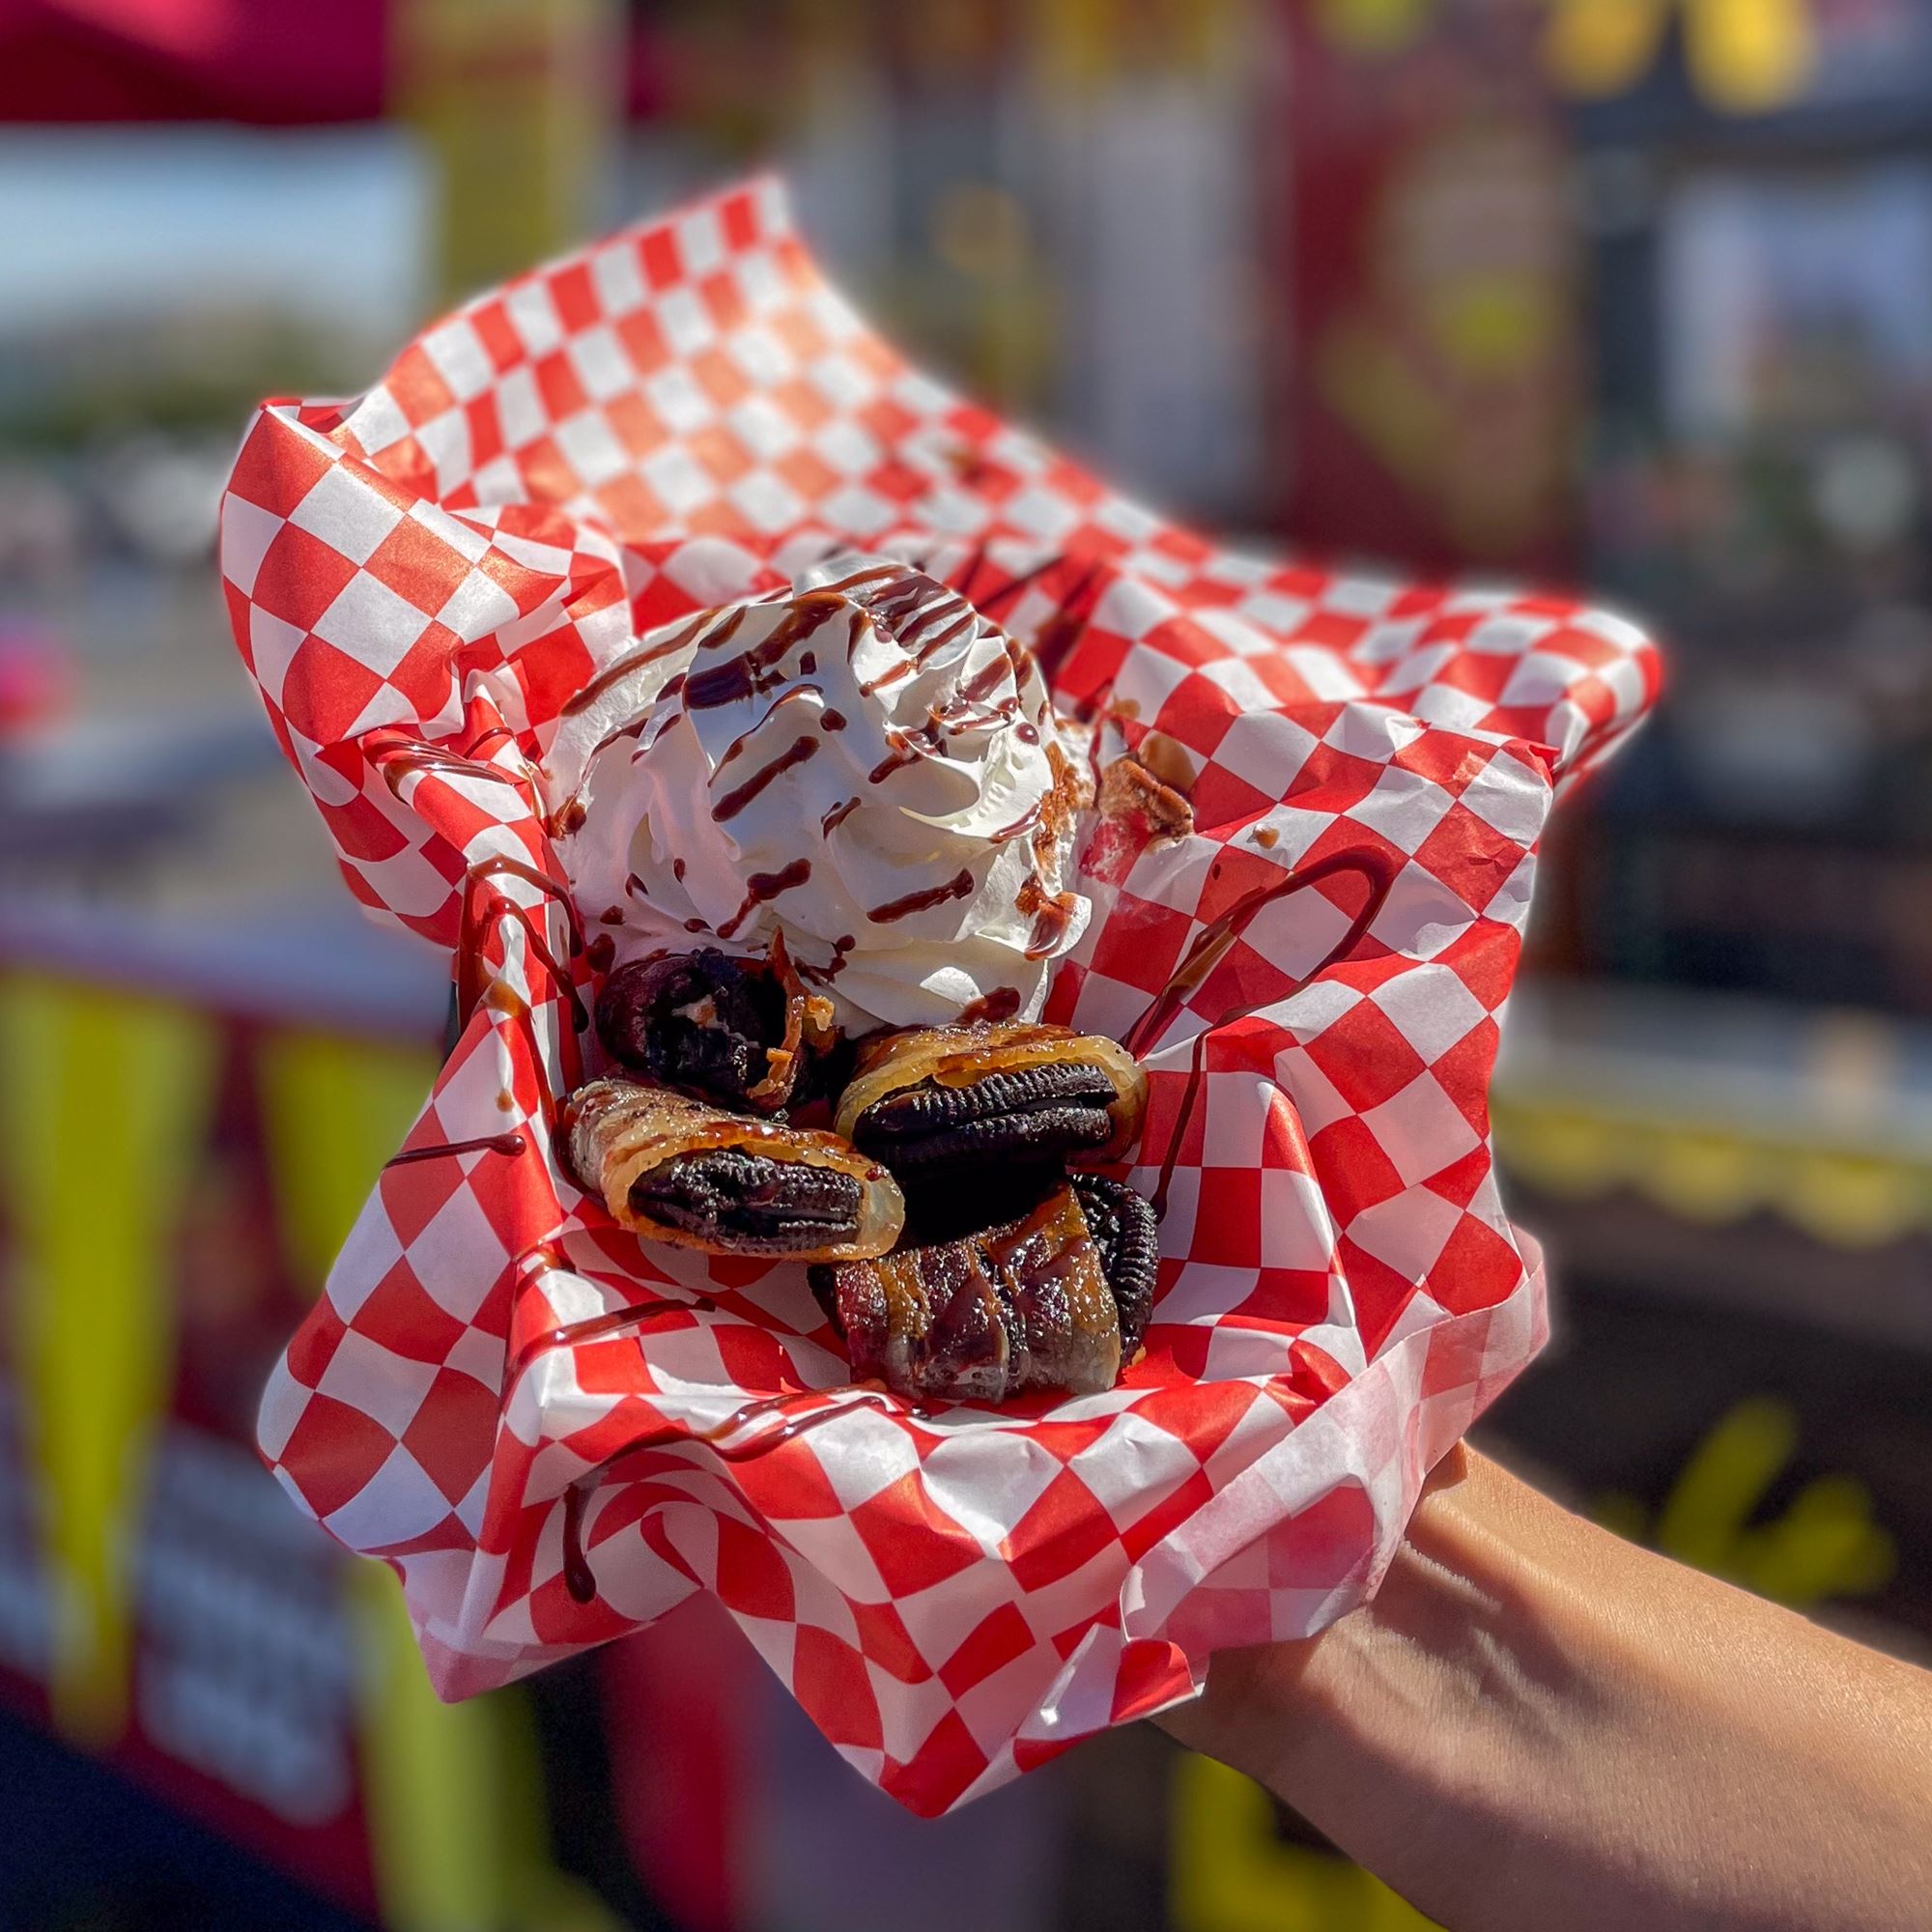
[593,937,833,1114]
[566,1078,904,1261]
[834,1021,1147,1175]
[811,1181,1122,1403]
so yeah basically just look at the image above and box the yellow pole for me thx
[0,973,218,1744]
[392,0,624,308]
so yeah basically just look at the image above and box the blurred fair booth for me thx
[1,3,1929,1930]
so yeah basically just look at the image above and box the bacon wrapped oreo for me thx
[834,1021,1146,1179]
[594,938,833,1113]
[566,1078,903,1261]
[810,1180,1124,1403]
[1070,1173,1159,1354]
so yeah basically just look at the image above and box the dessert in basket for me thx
[554,553,1159,1402]
[226,181,1658,1814]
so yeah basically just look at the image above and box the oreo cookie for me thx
[834,1022,1147,1187]
[848,1059,1118,1173]
[630,1147,862,1253]
[1072,1173,1159,1353]
[595,950,790,1110]
[565,1077,905,1263]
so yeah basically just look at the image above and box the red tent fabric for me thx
[0,0,388,124]
[0,0,665,125]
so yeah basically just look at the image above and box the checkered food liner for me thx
[223,180,1659,1814]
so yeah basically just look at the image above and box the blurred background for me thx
[3,1,1930,1927]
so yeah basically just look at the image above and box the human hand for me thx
[1160,1445,1932,1932]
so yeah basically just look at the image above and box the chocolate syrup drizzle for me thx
[1121,849,1401,1217]
[504,1291,719,1392]
[867,867,974,923]
[559,608,723,719]
[456,856,588,1037]
[713,733,819,821]
[378,741,532,801]
[684,596,843,710]
[559,1386,921,1605]
[794,932,856,986]
[957,986,1023,1025]
[384,1132,527,1169]
[716,858,813,939]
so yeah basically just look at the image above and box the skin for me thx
[1159,1444,1932,1932]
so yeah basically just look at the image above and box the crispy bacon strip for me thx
[811,1182,1121,1402]
[834,1020,1147,1163]
[566,1078,904,1261]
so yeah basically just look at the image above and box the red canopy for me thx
[0,0,388,123]
[0,0,667,123]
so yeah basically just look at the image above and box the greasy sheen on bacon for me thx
[565,1078,904,1262]
[834,1019,1148,1168]
[810,1181,1122,1403]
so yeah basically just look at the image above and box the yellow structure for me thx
[0,976,216,1743]
[1313,0,1823,112]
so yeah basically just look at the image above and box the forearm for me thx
[1161,1447,1932,1932]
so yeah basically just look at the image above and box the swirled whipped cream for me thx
[548,554,1092,1033]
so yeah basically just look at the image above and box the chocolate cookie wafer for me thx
[834,1021,1146,1179]
[594,937,832,1113]
[1070,1173,1159,1354]
[566,1078,903,1261]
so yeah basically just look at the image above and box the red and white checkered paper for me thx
[223,180,1658,1815]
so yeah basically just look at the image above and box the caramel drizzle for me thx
[1017,873,1082,959]
[384,1132,526,1169]
[560,1387,919,1605]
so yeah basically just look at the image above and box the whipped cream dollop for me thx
[548,554,1092,1033]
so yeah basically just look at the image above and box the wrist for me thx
[1293,1450,1598,1811]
